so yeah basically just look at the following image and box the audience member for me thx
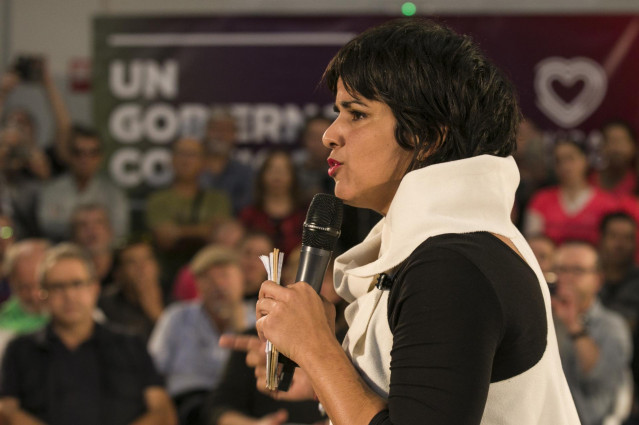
[149,245,247,424]
[239,232,274,300]
[0,239,50,363]
[0,243,176,425]
[146,137,231,283]
[99,238,164,341]
[597,212,639,329]
[208,247,344,425]
[203,327,324,425]
[0,56,72,175]
[527,234,556,279]
[0,215,15,303]
[591,120,637,197]
[0,240,50,334]
[200,109,254,214]
[212,218,246,249]
[171,231,272,314]
[293,115,334,202]
[552,241,632,425]
[239,150,306,255]
[0,126,41,238]
[524,139,618,246]
[0,124,49,181]
[37,125,130,242]
[70,203,116,287]
[513,118,553,227]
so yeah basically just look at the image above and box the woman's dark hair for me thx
[323,18,521,170]
[254,150,302,211]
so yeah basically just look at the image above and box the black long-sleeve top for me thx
[369,232,548,425]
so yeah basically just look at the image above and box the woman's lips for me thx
[327,158,343,177]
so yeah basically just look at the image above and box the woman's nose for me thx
[322,121,342,149]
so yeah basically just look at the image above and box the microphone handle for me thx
[295,246,333,293]
[277,245,333,391]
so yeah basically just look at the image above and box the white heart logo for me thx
[534,57,607,128]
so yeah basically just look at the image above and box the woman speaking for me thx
[247,19,581,425]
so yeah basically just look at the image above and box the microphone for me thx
[277,193,343,391]
[295,193,344,292]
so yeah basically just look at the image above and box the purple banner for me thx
[94,15,639,197]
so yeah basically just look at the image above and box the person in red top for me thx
[590,120,638,197]
[525,138,618,246]
[239,150,307,255]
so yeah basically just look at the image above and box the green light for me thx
[0,226,13,240]
[401,2,417,16]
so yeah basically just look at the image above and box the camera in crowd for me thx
[12,55,43,82]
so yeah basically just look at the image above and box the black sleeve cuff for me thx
[369,409,391,425]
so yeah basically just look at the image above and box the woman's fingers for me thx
[256,297,278,319]
[259,279,289,301]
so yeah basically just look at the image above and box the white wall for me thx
[3,0,639,144]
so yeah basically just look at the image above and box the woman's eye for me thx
[351,110,366,121]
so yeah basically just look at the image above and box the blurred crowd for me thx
[0,55,638,425]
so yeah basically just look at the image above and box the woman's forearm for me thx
[299,338,386,425]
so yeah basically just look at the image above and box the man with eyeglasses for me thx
[552,240,632,425]
[36,125,129,242]
[0,243,176,425]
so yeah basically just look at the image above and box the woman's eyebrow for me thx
[335,100,369,111]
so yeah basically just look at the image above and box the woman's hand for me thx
[256,280,336,365]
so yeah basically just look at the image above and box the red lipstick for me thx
[327,158,342,177]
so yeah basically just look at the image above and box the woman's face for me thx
[323,79,413,215]
[554,143,588,186]
[263,153,293,195]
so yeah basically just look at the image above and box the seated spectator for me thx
[238,232,274,301]
[171,232,272,311]
[207,248,344,425]
[146,137,231,283]
[149,245,247,424]
[293,115,334,203]
[527,234,557,282]
[0,243,176,425]
[513,118,553,228]
[37,125,130,242]
[552,241,632,425]
[200,109,254,214]
[597,212,639,329]
[99,238,164,341]
[590,120,637,197]
[239,150,306,255]
[524,139,618,246]
[71,203,116,287]
[203,326,324,425]
[0,214,15,304]
[0,239,50,334]
[0,239,50,363]
[212,218,246,249]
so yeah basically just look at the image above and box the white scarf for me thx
[331,155,580,424]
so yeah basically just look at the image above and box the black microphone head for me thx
[302,193,343,250]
